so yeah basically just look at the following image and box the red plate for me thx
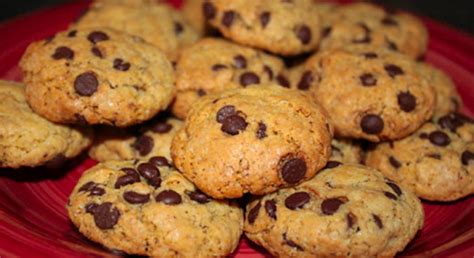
[0,1,473,257]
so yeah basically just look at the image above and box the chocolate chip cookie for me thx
[171,85,333,199]
[244,164,424,257]
[0,80,93,168]
[366,112,474,201]
[304,46,435,142]
[417,63,463,119]
[74,0,199,61]
[204,0,322,55]
[67,160,243,257]
[89,116,182,162]
[319,2,428,59]
[20,28,175,127]
[172,38,286,119]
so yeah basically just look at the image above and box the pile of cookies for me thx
[1,0,473,257]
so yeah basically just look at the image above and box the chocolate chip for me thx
[384,191,397,200]
[113,58,131,71]
[283,233,303,251]
[149,156,170,167]
[384,64,404,78]
[321,26,332,38]
[281,158,307,184]
[85,203,98,214]
[285,192,310,210]
[386,182,402,196]
[52,46,74,60]
[263,65,273,80]
[87,31,109,44]
[221,114,248,135]
[137,163,160,181]
[461,151,474,165]
[297,71,313,90]
[363,52,378,59]
[427,153,441,160]
[222,10,235,27]
[122,167,139,177]
[296,25,311,44]
[240,72,260,86]
[133,135,154,156]
[256,121,267,139]
[79,182,96,192]
[90,186,105,196]
[148,177,162,188]
[381,16,398,26]
[276,74,290,88]
[216,105,236,123]
[373,214,383,229]
[233,55,247,69]
[197,89,207,96]
[324,161,342,169]
[156,190,182,205]
[212,64,227,71]
[115,174,140,189]
[174,22,184,34]
[93,202,120,229]
[360,73,377,87]
[74,72,98,96]
[347,212,356,228]
[123,191,150,204]
[247,202,261,224]
[397,91,416,112]
[67,30,77,37]
[387,40,398,51]
[419,132,429,139]
[186,190,210,204]
[202,1,216,20]
[429,131,451,146]
[44,154,66,169]
[152,122,173,133]
[438,113,472,132]
[321,198,346,215]
[91,47,103,58]
[389,156,401,169]
[264,200,277,219]
[360,114,384,134]
[260,12,271,28]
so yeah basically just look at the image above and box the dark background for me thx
[0,0,473,35]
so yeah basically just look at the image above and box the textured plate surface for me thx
[0,1,473,257]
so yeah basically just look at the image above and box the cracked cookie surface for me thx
[244,164,424,258]
[67,160,243,257]
[20,28,175,127]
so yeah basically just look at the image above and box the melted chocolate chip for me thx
[361,114,384,134]
[256,121,267,139]
[91,47,103,58]
[276,74,290,88]
[67,30,77,37]
[296,25,311,44]
[360,73,377,87]
[85,203,98,214]
[321,198,346,215]
[216,105,236,123]
[133,135,154,156]
[152,122,173,133]
[264,200,277,219]
[222,10,235,27]
[137,163,160,181]
[79,182,96,192]
[384,64,404,78]
[384,191,397,200]
[89,186,105,196]
[363,52,378,59]
[115,174,140,189]
[93,202,120,229]
[389,156,401,169]
[347,212,356,228]
[263,65,273,80]
[398,91,417,112]
[428,131,451,146]
[240,72,260,86]
[197,89,207,96]
[202,1,216,20]
[386,182,402,196]
[324,161,342,169]
[212,64,227,71]
[438,113,472,132]
[156,190,182,205]
[113,58,131,71]
[260,12,271,28]
[233,55,247,69]
[74,72,98,96]
[52,46,74,60]
[281,158,307,184]
[221,114,248,135]
[285,192,310,210]
[297,71,313,90]
[247,202,261,224]
[87,31,109,44]
[149,156,170,167]
[461,151,474,165]
[373,214,383,229]
[123,191,150,204]
[186,190,210,204]
[283,233,304,251]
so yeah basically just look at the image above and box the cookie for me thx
[301,46,435,142]
[417,63,463,119]
[67,160,243,257]
[0,80,93,169]
[89,116,182,162]
[20,28,175,127]
[172,38,286,119]
[244,164,424,257]
[171,85,333,199]
[365,112,474,201]
[330,138,363,165]
[74,0,199,61]
[204,0,322,56]
[319,2,428,59]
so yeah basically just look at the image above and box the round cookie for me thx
[20,28,175,127]
[244,164,424,257]
[67,160,243,257]
[417,63,462,119]
[0,80,93,169]
[204,0,322,56]
[73,0,199,61]
[171,85,333,199]
[89,116,182,162]
[172,38,286,119]
[365,112,474,201]
[302,46,435,142]
[319,2,428,59]
[330,138,363,165]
